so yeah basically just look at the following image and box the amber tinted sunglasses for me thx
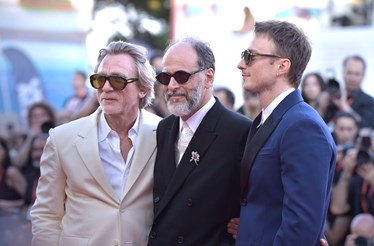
[89,74,138,91]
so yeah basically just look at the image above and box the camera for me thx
[336,143,355,156]
[355,236,374,246]
[356,128,373,166]
[326,78,341,98]
[41,122,53,134]
[356,150,371,166]
[325,68,341,98]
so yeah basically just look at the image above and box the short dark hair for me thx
[343,55,366,72]
[214,87,235,106]
[0,137,11,168]
[74,70,87,81]
[334,111,359,127]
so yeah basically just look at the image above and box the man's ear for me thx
[139,89,146,98]
[277,58,291,77]
[205,68,215,88]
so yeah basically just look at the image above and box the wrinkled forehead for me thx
[162,42,198,70]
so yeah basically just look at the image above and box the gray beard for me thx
[165,82,204,117]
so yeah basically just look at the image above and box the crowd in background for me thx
[0,49,373,245]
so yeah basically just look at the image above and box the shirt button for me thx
[241,198,248,206]
[112,240,119,246]
[177,236,184,244]
[186,199,193,207]
[150,231,157,239]
[154,196,160,203]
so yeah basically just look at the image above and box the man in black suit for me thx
[148,37,251,246]
[324,55,374,128]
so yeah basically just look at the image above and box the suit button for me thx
[150,231,157,239]
[154,196,160,203]
[241,198,248,206]
[177,236,184,244]
[186,199,193,207]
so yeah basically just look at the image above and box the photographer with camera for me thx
[344,213,374,246]
[13,101,57,206]
[329,124,374,243]
[326,112,360,245]
[324,55,374,129]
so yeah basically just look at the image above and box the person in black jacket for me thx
[324,55,374,129]
[148,37,251,246]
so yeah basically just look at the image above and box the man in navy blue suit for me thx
[236,20,336,245]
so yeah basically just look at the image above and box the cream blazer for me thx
[31,108,161,246]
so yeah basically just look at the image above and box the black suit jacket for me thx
[350,89,374,128]
[148,100,251,246]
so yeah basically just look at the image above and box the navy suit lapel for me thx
[240,90,304,198]
[154,101,222,219]
[240,114,281,198]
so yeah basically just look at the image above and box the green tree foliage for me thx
[95,0,170,51]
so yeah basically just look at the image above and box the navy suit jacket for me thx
[237,90,336,246]
[148,99,251,246]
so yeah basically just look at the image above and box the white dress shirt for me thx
[175,96,216,163]
[98,111,140,199]
[260,88,295,125]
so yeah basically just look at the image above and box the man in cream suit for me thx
[31,41,161,246]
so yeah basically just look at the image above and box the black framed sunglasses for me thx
[241,49,282,65]
[89,74,138,91]
[156,68,206,86]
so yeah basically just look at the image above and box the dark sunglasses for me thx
[89,74,138,91]
[156,68,206,86]
[241,49,282,65]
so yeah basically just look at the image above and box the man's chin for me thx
[167,103,191,117]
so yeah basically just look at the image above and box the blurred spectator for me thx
[326,112,360,245]
[301,72,328,116]
[329,126,374,244]
[25,133,48,206]
[25,132,48,220]
[214,86,235,110]
[301,72,326,105]
[333,112,360,149]
[58,70,91,124]
[237,90,261,120]
[146,51,170,117]
[344,213,374,246]
[13,101,56,205]
[2,123,26,162]
[71,93,99,120]
[0,137,27,210]
[324,55,374,129]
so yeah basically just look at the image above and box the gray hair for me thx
[94,41,155,108]
[166,37,215,71]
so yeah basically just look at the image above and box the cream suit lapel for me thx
[75,108,119,202]
[122,110,158,199]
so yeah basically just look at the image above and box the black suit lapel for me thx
[240,114,281,198]
[249,113,262,140]
[154,101,222,219]
[159,117,179,189]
